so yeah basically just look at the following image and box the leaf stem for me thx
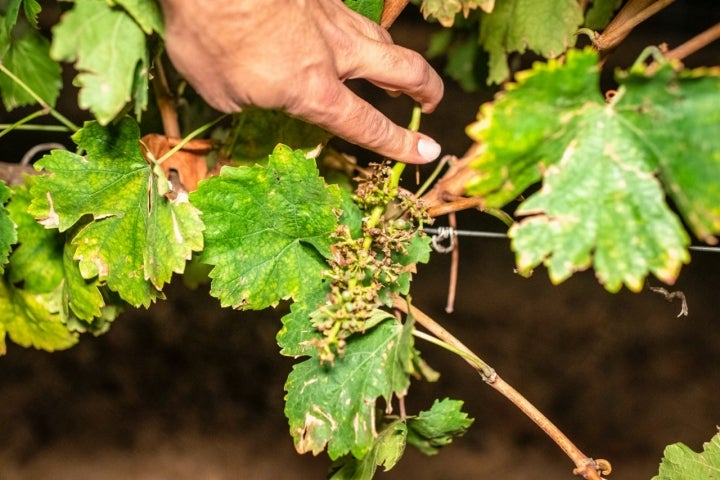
[0,122,71,133]
[0,110,52,139]
[0,62,79,132]
[395,297,606,480]
[415,154,449,198]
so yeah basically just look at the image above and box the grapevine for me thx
[1,1,719,479]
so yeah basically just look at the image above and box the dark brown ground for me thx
[2,4,719,480]
[1,234,718,480]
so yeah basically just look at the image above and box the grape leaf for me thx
[465,48,719,291]
[616,63,720,244]
[61,241,106,322]
[584,0,622,30]
[4,0,42,30]
[509,105,690,292]
[344,0,384,24]
[0,18,62,110]
[9,179,108,322]
[226,109,331,166]
[284,317,414,460]
[479,0,583,84]
[467,49,601,206]
[420,0,493,27]
[29,117,204,308]
[330,421,407,479]
[0,279,78,355]
[190,144,341,310]
[653,432,720,480]
[7,180,62,291]
[407,398,474,455]
[0,182,16,275]
[379,233,432,304]
[112,0,164,35]
[443,33,484,92]
[50,0,147,124]
[277,283,329,358]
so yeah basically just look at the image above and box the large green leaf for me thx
[284,318,414,460]
[29,118,204,308]
[0,182,16,275]
[0,17,62,110]
[466,48,719,291]
[50,0,147,124]
[653,432,720,480]
[190,144,341,310]
[479,0,583,84]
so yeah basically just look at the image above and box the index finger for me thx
[291,80,442,164]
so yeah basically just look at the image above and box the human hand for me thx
[159,0,444,164]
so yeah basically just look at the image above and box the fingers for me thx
[293,81,441,164]
[320,0,443,113]
[336,40,444,115]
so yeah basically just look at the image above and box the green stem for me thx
[412,329,493,374]
[0,63,79,132]
[484,207,514,228]
[0,110,52,139]
[156,114,228,165]
[0,122,71,133]
[414,154,448,198]
[408,103,422,132]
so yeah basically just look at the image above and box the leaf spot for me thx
[38,192,60,229]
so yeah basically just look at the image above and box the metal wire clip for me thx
[429,226,456,253]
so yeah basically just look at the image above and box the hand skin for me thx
[158,0,444,164]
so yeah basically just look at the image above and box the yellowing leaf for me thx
[466,48,720,291]
[29,118,204,308]
[0,279,77,355]
[284,318,413,460]
[0,182,16,275]
[420,0,495,27]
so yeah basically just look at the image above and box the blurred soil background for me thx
[1,2,719,479]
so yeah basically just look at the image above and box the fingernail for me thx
[418,137,441,162]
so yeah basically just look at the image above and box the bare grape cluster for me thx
[310,163,429,363]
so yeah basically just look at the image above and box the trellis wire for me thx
[423,227,720,254]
